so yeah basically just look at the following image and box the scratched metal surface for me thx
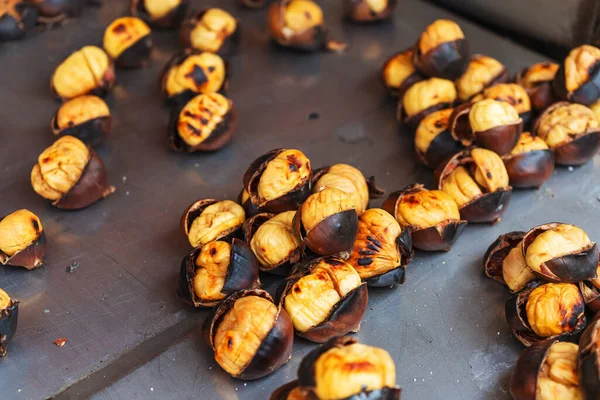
[0,0,597,399]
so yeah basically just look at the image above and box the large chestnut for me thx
[179,9,240,56]
[553,44,600,105]
[516,62,559,112]
[176,239,260,308]
[344,0,396,23]
[479,83,533,127]
[0,289,18,357]
[384,184,466,252]
[30,136,115,210]
[347,208,412,286]
[414,108,463,168]
[50,95,111,147]
[578,314,600,398]
[455,54,508,102]
[483,231,534,292]
[0,209,46,270]
[0,0,37,42]
[398,77,457,127]
[130,0,188,29]
[203,289,293,380]
[277,256,367,342]
[436,148,512,224]
[103,17,153,69]
[180,199,245,248]
[380,49,423,98]
[503,132,554,189]
[533,101,600,166]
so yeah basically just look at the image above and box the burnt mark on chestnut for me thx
[103,17,153,69]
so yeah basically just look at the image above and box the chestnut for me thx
[592,98,600,121]
[414,108,463,168]
[50,95,111,147]
[455,54,508,102]
[51,46,115,101]
[238,188,261,218]
[176,239,260,308]
[483,231,534,292]
[130,0,189,29]
[277,256,368,342]
[505,281,586,347]
[240,0,268,8]
[579,274,600,314]
[435,148,512,224]
[533,102,600,166]
[383,184,466,252]
[33,0,84,23]
[103,17,152,69]
[31,136,115,210]
[0,209,46,270]
[0,0,37,42]
[510,340,583,400]
[479,83,533,128]
[293,188,358,258]
[179,9,240,56]
[516,62,559,112]
[203,289,293,380]
[243,148,312,213]
[412,19,470,80]
[270,381,304,400]
[398,77,457,128]
[380,48,423,98]
[553,44,600,106]
[344,0,396,23]
[180,199,245,248]
[502,133,555,189]
[578,313,600,398]
[464,99,523,155]
[167,93,236,152]
[347,208,412,286]
[0,289,18,357]
[244,211,304,276]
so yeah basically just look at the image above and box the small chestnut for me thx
[516,62,559,112]
[130,0,189,29]
[31,136,115,210]
[33,0,84,23]
[380,48,423,98]
[578,314,600,398]
[0,0,37,42]
[0,288,18,357]
[179,8,240,56]
[180,199,245,248]
[553,44,600,105]
[414,108,463,168]
[464,99,523,155]
[483,231,534,292]
[502,133,554,189]
[398,77,457,127]
[344,0,396,23]
[455,54,508,102]
[103,17,153,69]
[0,209,46,270]
[479,83,532,128]
[50,95,111,147]
[203,289,294,380]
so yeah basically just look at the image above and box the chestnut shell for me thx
[344,0,397,23]
[51,113,111,148]
[0,225,46,271]
[579,281,600,314]
[553,58,600,106]
[380,50,423,98]
[412,38,470,80]
[515,65,556,112]
[238,189,261,219]
[502,149,555,189]
[0,298,19,357]
[509,338,558,400]
[293,208,358,258]
[179,10,241,56]
[415,127,464,169]
[180,198,243,244]
[267,0,328,52]
[112,32,153,69]
[482,230,526,284]
[0,1,38,41]
[130,0,189,29]
[578,314,600,398]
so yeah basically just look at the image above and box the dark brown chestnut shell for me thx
[238,189,261,218]
[0,225,46,271]
[509,339,559,400]
[0,1,38,41]
[203,288,294,380]
[0,297,18,357]
[50,55,116,101]
[34,0,84,24]
[180,198,243,244]
[578,313,600,398]
[293,208,358,258]
[344,0,397,23]
[112,32,153,69]
[502,149,555,189]
[448,102,473,145]
[482,230,526,284]
[179,10,241,56]
[412,38,470,81]
[553,58,600,106]
[415,125,464,169]
[50,112,111,148]
[580,280,600,314]
[267,0,329,52]
[130,0,189,29]
[515,65,557,112]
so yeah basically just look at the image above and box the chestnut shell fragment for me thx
[293,208,358,259]
[0,1,38,41]
[344,0,397,23]
[179,10,241,56]
[578,314,600,398]
[509,339,558,400]
[180,199,243,243]
[482,230,525,283]
[502,149,554,189]
[0,297,18,357]
[130,0,189,29]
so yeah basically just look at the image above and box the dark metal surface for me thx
[0,0,597,399]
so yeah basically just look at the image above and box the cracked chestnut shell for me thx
[0,289,18,357]
[30,136,115,210]
[455,54,508,102]
[33,0,84,23]
[176,239,260,308]
[50,95,111,147]
[203,289,294,380]
[103,17,153,68]
[0,0,37,42]
[412,19,470,80]
[344,0,396,23]
[553,45,600,106]
[414,108,463,168]
[276,256,368,342]
[293,188,358,258]
[435,148,512,224]
[243,148,312,213]
[180,199,245,248]
[533,101,600,166]
[578,314,600,398]
[0,209,46,270]
[380,49,423,98]
[398,77,457,127]
[502,133,554,189]
[179,8,240,56]
[516,62,559,112]
[510,340,583,400]
[51,46,115,101]
[479,83,532,128]
[483,231,535,293]
[130,0,188,29]
[384,184,465,252]
[579,275,600,314]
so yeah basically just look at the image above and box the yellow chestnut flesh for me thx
[0,289,10,310]
[0,209,43,257]
[564,45,600,93]
[525,283,584,338]
[190,8,237,53]
[286,387,304,400]
[591,99,600,121]
[482,83,531,115]
[103,17,151,59]
[382,50,416,90]
[257,149,311,202]
[301,188,354,232]
[283,0,323,34]
[177,93,231,147]
[519,62,559,89]
[187,200,245,248]
[314,164,369,215]
[470,148,509,192]
[250,211,301,268]
[193,241,231,301]
[52,46,110,100]
[56,95,110,130]
[510,133,549,155]
[502,244,534,292]
[525,224,591,274]
[414,108,452,155]
[164,52,226,96]
[144,0,181,19]
[469,99,520,132]
[441,166,481,207]
[537,342,583,400]
[456,55,505,101]
[418,19,465,55]
[402,77,457,117]
[395,189,460,229]
[366,0,387,13]
[536,103,599,148]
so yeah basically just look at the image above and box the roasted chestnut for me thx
[436,148,512,224]
[483,231,534,292]
[167,93,236,152]
[534,102,600,166]
[0,289,18,357]
[31,136,115,210]
[516,62,559,112]
[238,188,261,218]
[478,83,532,127]
[176,239,260,308]
[414,108,463,168]
[277,257,367,342]
[592,99,600,121]
[244,211,303,276]
[179,8,240,56]
[0,209,46,270]
[130,0,188,29]
[203,289,293,380]
[384,184,465,252]
[180,199,245,248]
[380,49,423,98]
[344,0,396,23]
[553,44,600,106]
[33,0,84,23]
[51,46,115,101]
[0,0,37,42]
[455,54,508,102]
[103,17,152,68]
[293,188,358,257]
[510,340,583,400]
[398,77,457,127]
[578,314,600,398]
[347,208,412,287]
[243,148,312,213]
[412,19,470,80]
[505,281,586,347]
[502,132,554,189]
[50,95,111,147]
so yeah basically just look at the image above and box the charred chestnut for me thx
[0,209,46,270]
[50,95,111,147]
[243,148,312,213]
[293,188,358,257]
[51,46,115,101]
[398,77,457,127]
[502,133,554,189]
[479,83,532,127]
[384,184,465,252]
[553,44,600,105]
[103,17,152,68]
[455,54,508,102]
[167,93,236,152]
[412,19,469,80]
[533,102,600,166]
[344,0,396,23]
[578,314,600,398]
[483,231,534,292]
[0,289,18,357]
[130,0,188,29]
[176,239,260,308]
[463,99,522,155]
[179,8,240,56]
[516,62,559,112]
[277,257,367,342]
[436,148,512,224]
[380,49,423,98]
[180,199,245,248]
[31,136,115,210]
[414,108,463,168]
[33,0,84,23]
[203,289,293,379]
[0,0,37,42]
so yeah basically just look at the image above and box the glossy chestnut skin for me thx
[578,314,600,398]
[0,0,38,42]
[179,9,240,56]
[344,0,397,23]
[103,17,153,69]
[180,199,245,248]
[50,95,111,147]
[398,77,457,128]
[516,62,559,112]
[553,44,600,106]
[483,230,525,284]
[0,289,18,357]
[380,49,423,98]
[414,108,463,168]
[455,54,508,102]
[130,0,189,29]
[34,0,84,23]
[502,133,554,189]
[0,210,47,270]
[203,289,294,380]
